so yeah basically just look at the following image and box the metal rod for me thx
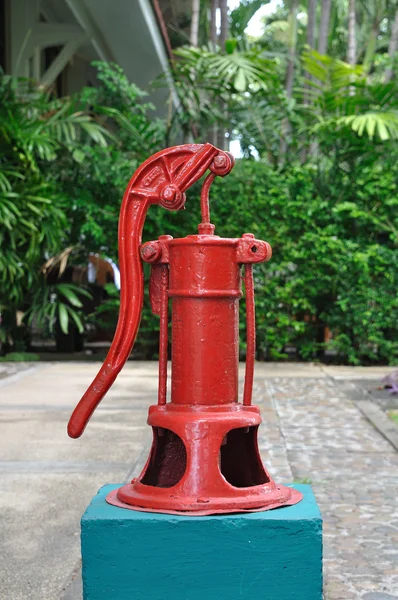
[200,172,216,225]
[243,264,255,406]
[158,265,169,405]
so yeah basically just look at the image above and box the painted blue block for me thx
[81,484,322,600]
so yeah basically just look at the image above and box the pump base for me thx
[106,403,303,515]
[106,484,302,516]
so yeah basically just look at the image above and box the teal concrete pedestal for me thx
[81,483,322,600]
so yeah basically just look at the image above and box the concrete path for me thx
[0,362,397,600]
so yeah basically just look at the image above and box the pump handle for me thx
[68,144,233,438]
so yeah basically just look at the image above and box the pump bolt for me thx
[142,245,157,259]
[141,243,161,262]
[160,185,185,210]
[214,155,227,168]
[162,186,176,201]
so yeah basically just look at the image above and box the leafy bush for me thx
[27,283,92,335]
[0,63,164,352]
[55,61,165,255]
[1,59,397,365]
[130,159,397,364]
[0,70,111,348]
[0,352,40,362]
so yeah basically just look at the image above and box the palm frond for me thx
[302,49,365,89]
[338,111,398,140]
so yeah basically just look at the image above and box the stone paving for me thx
[0,362,397,600]
[253,374,398,600]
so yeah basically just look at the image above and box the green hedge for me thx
[135,159,398,365]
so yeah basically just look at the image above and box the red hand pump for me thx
[68,143,302,515]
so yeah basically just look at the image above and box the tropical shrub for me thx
[53,61,165,255]
[0,63,164,350]
[0,72,110,347]
[1,48,397,365]
[125,158,397,364]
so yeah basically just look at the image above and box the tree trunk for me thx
[301,0,317,163]
[280,0,299,160]
[347,0,356,65]
[209,0,219,144]
[363,21,379,74]
[318,0,332,55]
[217,0,229,150]
[285,14,298,98]
[190,0,200,47]
[210,0,219,48]
[307,0,316,49]
[219,0,229,49]
[385,9,398,82]
[303,0,316,98]
[285,0,299,97]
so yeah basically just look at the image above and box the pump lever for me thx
[68,144,233,439]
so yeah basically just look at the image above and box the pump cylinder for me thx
[168,235,241,406]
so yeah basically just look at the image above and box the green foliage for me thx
[54,61,165,255]
[27,283,92,335]
[0,71,110,343]
[135,159,397,365]
[89,283,120,330]
[164,45,279,142]
[225,160,397,363]
[0,62,163,351]
[2,1,398,366]
[230,0,265,40]
[0,352,40,362]
[164,10,398,165]
[301,50,398,144]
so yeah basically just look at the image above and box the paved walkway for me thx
[0,362,397,600]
